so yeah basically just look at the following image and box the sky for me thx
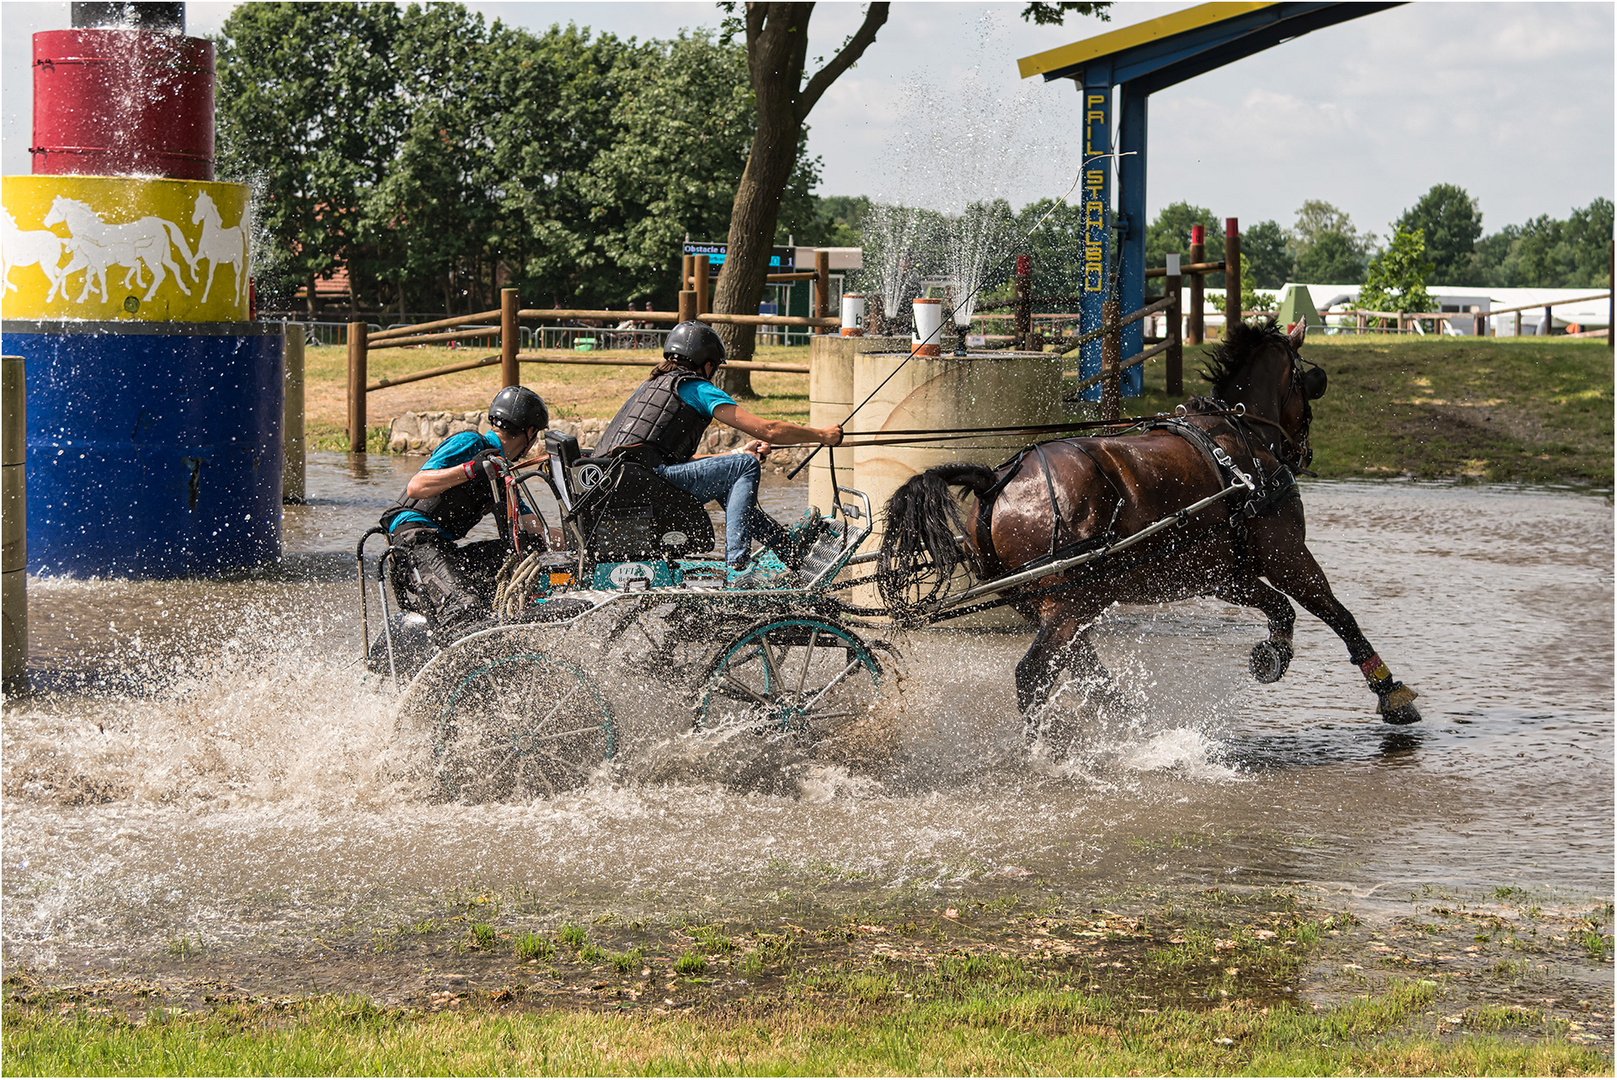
[3,1,1612,242]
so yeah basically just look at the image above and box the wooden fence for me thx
[346,256,839,451]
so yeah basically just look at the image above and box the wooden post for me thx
[813,249,830,334]
[1165,254,1183,396]
[1187,225,1205,345]
[1542,305,1553,337]
[1514,310,1522,338]
[282,328,305,504]
[1224,217,1241,334]
[694,254,710,316]
[1100,298,1122,422]
[1013,254,1032,350]
[500,288,519,389]
[347,320,368,453]
[2,355,26,695]
[1609,239,1614,350]
[682,254,695,294]
[678,289,697,323]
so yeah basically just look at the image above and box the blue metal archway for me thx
[1019,2,1402,397]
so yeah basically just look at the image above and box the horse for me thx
[43,196,194,304]
[191,191,249,307]
[1,208,66,297]
[878,318,1420,740]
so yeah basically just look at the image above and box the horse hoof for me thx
[1248,639,1293,684]
[1379,682,1421,725]
[1382,701,1422,725]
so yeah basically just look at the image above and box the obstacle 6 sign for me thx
[2,176,251,323]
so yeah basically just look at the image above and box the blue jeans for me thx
[656,453,788,566]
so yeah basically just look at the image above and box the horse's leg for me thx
[1015,602,1111,735]
[1216,575,1297,683]
[1263,546,1421,724]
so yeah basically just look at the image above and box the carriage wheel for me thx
[695,618,883,738]
[432,653,615,802]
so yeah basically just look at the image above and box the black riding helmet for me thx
[488,385,549,432]
[664,320,725,369]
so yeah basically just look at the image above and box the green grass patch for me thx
[5,975,1605,1077]
[1073,335,1613,486]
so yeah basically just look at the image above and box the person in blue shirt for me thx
[380,386,549,642]
[594,321,842,580]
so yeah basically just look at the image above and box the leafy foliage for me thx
[1394,183,1483,283]
[1293,229,1369,284]
[1358,227,1435,318]
[1241,219,1291,290]
[1144,202,1224,288]
[215,2,809,313]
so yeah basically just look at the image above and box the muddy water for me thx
[3,453,1611,968]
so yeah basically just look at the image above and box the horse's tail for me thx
[877,463,1000,624]
[163,219,197,268]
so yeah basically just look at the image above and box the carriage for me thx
[356,430,902,801]
[357,319,1420,801]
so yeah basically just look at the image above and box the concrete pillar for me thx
[850,348,1060,622]
[807,335,907,513]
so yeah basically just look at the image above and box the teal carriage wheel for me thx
[696,619,883,737]
[433,653,616,802]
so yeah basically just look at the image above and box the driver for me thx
[380,385,549,643]
[594,320,842,584]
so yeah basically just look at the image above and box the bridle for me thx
[1223,339,1322,474]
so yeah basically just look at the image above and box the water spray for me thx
[789,151,1138,481]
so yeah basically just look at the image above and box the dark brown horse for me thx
[878,318,1420,733]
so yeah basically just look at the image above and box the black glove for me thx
[472,448,508,478]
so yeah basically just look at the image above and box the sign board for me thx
[680,242,795,277]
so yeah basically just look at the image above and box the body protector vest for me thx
[382,467,502,542]
[594,370,713,468]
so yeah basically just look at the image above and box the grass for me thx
[307,334,1613,486]
[5,973,1605,1077]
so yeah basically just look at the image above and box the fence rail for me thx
[345,272,842,450]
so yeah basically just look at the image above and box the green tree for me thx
[1241,219,1291,289]
[1293,229,1368,284]
[1144,202,1224,286]
[1394,183,1482,284]
[1288,199,1372,281]
[1358,226,1434,324]
[216,1,406,310]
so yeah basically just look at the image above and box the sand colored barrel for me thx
[851,350,1061,619]
[3,356,26,694]
[807,335,908,513]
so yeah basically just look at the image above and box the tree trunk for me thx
[710,2,889,398]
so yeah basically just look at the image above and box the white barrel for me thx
[840,293,867,336]
[912,298,943,356]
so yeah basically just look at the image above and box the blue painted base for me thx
[1075,356,1145,402]
[2,322,284,578]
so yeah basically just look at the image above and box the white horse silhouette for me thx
[2,208,67,296]
[191,191,249,307]
[43,196,195,304]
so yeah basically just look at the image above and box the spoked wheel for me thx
[432,652,616,802]
[696,618,884,739]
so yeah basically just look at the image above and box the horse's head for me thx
[192,192,216,226]
[42,198,66,228]
[1199,318,1326,471]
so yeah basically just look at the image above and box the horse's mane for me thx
[1197,316,1286,399]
